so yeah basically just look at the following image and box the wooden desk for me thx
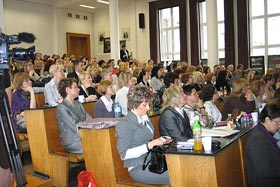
[79,120,168,187]
[165,124,254,187]
[25,101,95,187]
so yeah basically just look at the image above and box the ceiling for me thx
[16,0,130,13]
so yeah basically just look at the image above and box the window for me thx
[250,0,280,61]
[199,0,225,60]
[159,6,180,62]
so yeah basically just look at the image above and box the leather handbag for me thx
[142,146,168,174]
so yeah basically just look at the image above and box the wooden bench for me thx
[25,101,95,187]
[79,115,169,187]
[35,93,45,107]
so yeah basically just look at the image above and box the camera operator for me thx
[0,70,14,187]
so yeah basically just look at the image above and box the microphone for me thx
[18,32,36,43]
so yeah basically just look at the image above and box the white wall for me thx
[3,0,55,55]
[134,0,150,62]
[55,8,94,57]
[3,0,151,61]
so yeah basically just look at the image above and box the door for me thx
[66,32,90,58]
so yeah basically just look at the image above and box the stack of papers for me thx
[177,139,194,150]
[201,128,239,137]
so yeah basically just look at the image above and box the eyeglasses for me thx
[272,119,280,126]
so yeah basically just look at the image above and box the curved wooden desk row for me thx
[166,124,254,187]
[24,101,96,187]
[24,101,162,187]
[80,123,253,187]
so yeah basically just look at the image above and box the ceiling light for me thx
[97,0,109,5]
[79,4,96,9]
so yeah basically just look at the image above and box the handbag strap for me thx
[142,149,152,171]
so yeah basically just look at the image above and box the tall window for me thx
[199,0,225,60]
[250,0,280,59]
[159,6,180,62]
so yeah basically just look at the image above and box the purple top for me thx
[11,90,30,132]
[258,123,279,151]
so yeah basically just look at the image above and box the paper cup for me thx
[202,136,212,152]
[251,112,258,122]
[78,95,85,103]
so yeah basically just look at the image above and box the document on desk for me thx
[177,139,194,150]
[201,128,239,137]
[77,118,119,129]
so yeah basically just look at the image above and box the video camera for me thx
[0,32,36,70]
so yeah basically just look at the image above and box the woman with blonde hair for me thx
[44,64,65,106]
[78,71,98,102]
[94,80,116,118]
[221,78,255,120]
[86,64,101,88]
[192,71,204,91]
[159,86,192,141]
[115,71,135,115]
[250,79,265,110]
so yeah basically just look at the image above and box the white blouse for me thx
[204,101,222,123]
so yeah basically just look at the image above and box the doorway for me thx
[66,32,90,58]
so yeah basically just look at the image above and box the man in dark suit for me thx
[67,59,85,83]
[120,45,129,62]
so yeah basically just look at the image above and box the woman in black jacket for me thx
[159,86,193,142]
[246,102,280,187]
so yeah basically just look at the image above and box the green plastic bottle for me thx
[193,120,203,151]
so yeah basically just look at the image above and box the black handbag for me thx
[142,146,168,174]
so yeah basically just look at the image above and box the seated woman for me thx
[137,69,154,92]
[56,78,92,153]
[159,86,192,141]
[215,69,231,95]
[115,71,135,116]
[246,102,280,187]
[116,85,171,185]
[12,72,36,133]
[183,84,213,128]
[221,78,255,120]
[150,65,164,92]
[78,71,98,102]
[262,73,276,103]
[250,79,265,110]
[201,85,222,123]
[44,64,65,106]
[93,80,115,118]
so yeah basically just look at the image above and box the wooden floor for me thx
[21,151,84,187]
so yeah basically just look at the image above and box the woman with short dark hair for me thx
[150,65,164,92]
[116,85,171,184]
[246,102,280,186]
[56,78,92,153]
[201,85,222,123]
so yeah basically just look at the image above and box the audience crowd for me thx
[6,52,280,185]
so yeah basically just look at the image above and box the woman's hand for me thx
[197,99,204,108]
[86,95,97,102]
[24,86,34,94]
[147,136,172,149]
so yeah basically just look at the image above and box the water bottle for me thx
[193,120,203,151]
[114,102,122,118]
[226,113,234,129]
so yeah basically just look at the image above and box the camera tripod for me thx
[0,90,27,187]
